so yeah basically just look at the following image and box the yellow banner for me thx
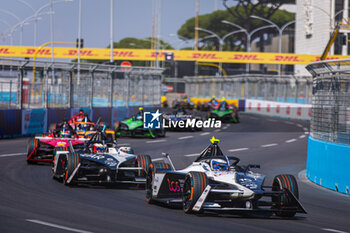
[0,46,348,65]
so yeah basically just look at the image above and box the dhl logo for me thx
[67,50,95,56]
[25,49,52,55]
[232,54,261,60]
[192,53,217,59]
[273,56,303,62]
[0,48,11,54]
[113,51,135,57]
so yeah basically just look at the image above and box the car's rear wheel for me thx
[63,152,80,186]
[146,163,154,204]
[27,137,39,164]
[52,147,68,181]
[272,174,299,217]
[153,161,172,171]
[157,128,166,137]
[182,171,208,214]
[136,154,151,177]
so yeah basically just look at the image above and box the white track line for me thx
[184,153,200,157]
[303,127,308,131]
[296,124,303,128]
[146,139,166,144]
[0,153,26,158]
[178,136,193,140]
[223,126,228,130]
[267,119,277,122]
[284,121,294,125]
[26,219,94,233]
[285,139,297,143]
[261,143,278,148]
[152,158,164,161]
[214,129,221,132]
[200,132,210,136]
[304,131,310,135]
[322,228,348,233]
[117,143,130,146]
[299,135,306,139]
[228,148,248,152]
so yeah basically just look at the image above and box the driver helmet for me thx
[139,107,143,111]
[93,143,107,153]
[60,128,71,138]
[221,97,226,103]
[211,159,228,171]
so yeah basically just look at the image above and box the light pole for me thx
[0,10,21,44]
[0,19,12,43]
[17,0,35,45]
[196,27,245,76]
[222,20,277,73]
[77,0,82,85]
[110,0,114,63]
[251,16,295,74]
[32,0,73,46]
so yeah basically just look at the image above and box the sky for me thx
[0,0,228,49]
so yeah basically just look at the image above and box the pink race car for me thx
[26,121,88,164]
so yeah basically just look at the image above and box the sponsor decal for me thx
[143,110,162,129]
[3,46,350,64]
[57,142,67,146]
[163,115,221,129]
[167,179,181,192]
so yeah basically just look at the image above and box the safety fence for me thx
[0,59,163,109]
[306,59,350,195]
[306,60,350,145]
[183,75,312,104]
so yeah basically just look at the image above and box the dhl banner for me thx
[0,46,349,65]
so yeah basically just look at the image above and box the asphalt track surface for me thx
[0,113,349,233]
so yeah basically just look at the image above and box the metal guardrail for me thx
[183,75,313,104]
[306,59,350,145]
[0,59,163,109]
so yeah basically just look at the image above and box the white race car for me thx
[146,137,307,217]
[52,131,151,186]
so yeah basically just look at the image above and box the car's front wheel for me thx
[272,174,299,217]
[182,171,208,214]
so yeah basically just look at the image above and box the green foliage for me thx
[177,4,295,51]
[107,37,173,50]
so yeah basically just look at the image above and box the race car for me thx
[207,101,239,123]
[52,131,151,186]
[26,121,87,164]
[115,108,166,138]
[163,108,203,131]
[146,137,306,217]
[172,96,195,110]
[73,120,116,141]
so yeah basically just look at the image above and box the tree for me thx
[177,3,295,51]
[75,37,174,66]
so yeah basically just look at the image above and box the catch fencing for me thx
[306,59,350,145]
[0,59,163,109]
[183,75,312,104]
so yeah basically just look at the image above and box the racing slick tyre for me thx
[63,152,80,186]
[27,137,39,164]
[136,154,152,177]
[272,174,299,218]
[146,163,155,204]
[157,128,166,137]
[182,171,208,214]
[52,147,68,181]
[153,161,172,172]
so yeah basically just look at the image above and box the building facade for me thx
[295,0,350,75]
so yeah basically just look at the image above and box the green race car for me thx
[115,116,166,138]
[208,108,239,123]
